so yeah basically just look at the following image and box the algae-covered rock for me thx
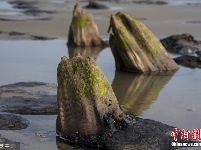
[67,4,107,47]
[56,54,126,138]
[108,12,179,73]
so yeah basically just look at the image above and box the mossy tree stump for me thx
[108,12,179,73]
[67,4,107,47]
[56,54,127,138]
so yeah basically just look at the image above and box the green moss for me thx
[99,79,107,96]
[71,58,107,97]
[112,26,133,51]
[73,16,91,29]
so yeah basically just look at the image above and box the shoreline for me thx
[0,0,201,40]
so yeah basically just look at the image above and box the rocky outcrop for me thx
[84,0,108,9]
[174,55,201,68]
[108,12,179,73]
[161,34,201,68]
[160,34,201,54]
[67,4,108,47]
[0,82,57,115]
[56,54,179,149]
[0,114,29,130]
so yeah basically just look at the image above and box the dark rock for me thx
[133,0,168,5]
[185,21,201,24]
[104,115,178,150]
[57,114,180,150]
[0,136,9,143]
[9,32,26,36]
[0,82,57,115]
[9,0,55,17]
[31,35,55,40]
[24,9,55,16]
[0,114,29,130]
[160,33,201,54]
[160,34,201,68]
[67,4,108,47]
[109,12,178,73]
[174,55,201,68]
[84,1,108,9]
[0,31,55,40]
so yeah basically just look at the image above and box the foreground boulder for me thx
[56,54,179,149]
[67,4,108,47]
[108,12,179,73]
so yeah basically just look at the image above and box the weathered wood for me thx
[108,12,179,73]
[56,54,127,137]
[67,4,108,47]
[56,54,182,149]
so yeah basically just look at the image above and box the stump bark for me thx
[67,4,107,47]
[108,12,179,73]
[56,54,127,137]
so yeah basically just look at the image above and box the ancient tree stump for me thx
[56,54,126,138]
[67,4,107,47]
[56,54,182,149]
[108,12,179,73]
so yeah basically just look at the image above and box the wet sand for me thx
[0,0,201,40]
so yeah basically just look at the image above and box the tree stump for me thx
[56,54,182,149]
[56,54,127,139]
[67,4,108,47]
[108,12,179,73]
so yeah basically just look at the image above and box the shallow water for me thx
[0,39,201,150]
[0,1,22,16]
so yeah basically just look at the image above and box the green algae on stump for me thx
[109,12,179,73]
[56,54,126,137]
[67,4,107,47]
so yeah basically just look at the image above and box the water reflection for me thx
[68,46,106,61]
[112,71,176,116]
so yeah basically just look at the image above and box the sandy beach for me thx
[1,0,201,150]
[0,0,201,39]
